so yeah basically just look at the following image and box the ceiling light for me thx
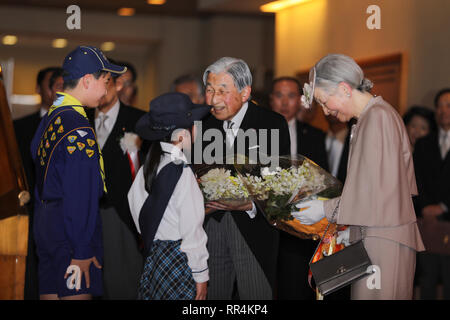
[147,0,166,5]
[260,0,313,13]
[52,38,68,48]
[101,42,115,52]
[2,35,18,45]
[118,7,135,16]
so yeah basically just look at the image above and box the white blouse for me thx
[128,142,209,283]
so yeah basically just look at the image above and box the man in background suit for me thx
[13,66,61,300]
[269,76,328,300]
[86,61,145,299]
[171,73,205,105]
[414,88,450,300]
[201,57,291,299]
[116,61,138,107]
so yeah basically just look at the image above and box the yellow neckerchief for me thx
[49,92,107,193]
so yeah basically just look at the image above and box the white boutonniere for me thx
[119,132,140,154]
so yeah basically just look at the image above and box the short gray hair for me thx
[203,57,252,92]
[170,73,204,97]
[313,54,373,93]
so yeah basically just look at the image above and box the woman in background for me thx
[403,106,437,151]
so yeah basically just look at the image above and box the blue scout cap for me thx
[136,92,211,141]
[62,45,127,81]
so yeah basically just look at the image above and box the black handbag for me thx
[309,201,374,296]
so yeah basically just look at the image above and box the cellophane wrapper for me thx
[234,155,343,240]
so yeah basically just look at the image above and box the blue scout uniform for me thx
[31,92,105,297]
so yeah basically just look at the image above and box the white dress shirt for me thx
[439,127,450,159]
[128,142,209,283]
[95,99,120,139]
[221,101,257,218]
[222,101,248,147]
[288,118,297,157]
[325,127,348,177]
[39,107,48,118]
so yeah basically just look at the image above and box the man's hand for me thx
[205,207,218,215]
[206,200,253,212]
[64,256,102,290]
[195,281,207,300]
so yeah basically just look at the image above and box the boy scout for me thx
[30,46,126,300]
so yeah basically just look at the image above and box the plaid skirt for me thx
[138,239,196,300]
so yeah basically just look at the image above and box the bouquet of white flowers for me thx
[195,155,342,239]
[195,163,250,207]
[234,155,343,239]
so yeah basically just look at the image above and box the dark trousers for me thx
[418,252,450,299]
[277,232,316,300]
[277,232,351,300]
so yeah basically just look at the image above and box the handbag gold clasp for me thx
[336,266,346,274]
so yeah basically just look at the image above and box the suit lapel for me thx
[239,102,253,131]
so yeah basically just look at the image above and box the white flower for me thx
[199,168,248,201]
[119,132,140,154]
[261,167,280,177]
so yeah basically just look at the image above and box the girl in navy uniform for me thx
[128,93,210,300]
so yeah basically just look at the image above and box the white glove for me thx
[336,229,350,247]
[291,199,325,225]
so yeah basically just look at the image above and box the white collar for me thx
[160,142,188,164]
[39,107,48,118]
[96,98,120,122]
[223,101,248,130]
[288,118,296,128]
[439,127,450,138]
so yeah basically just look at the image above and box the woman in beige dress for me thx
[294,54,425,300]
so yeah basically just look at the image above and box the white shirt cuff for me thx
[439,202,448,213]
[192,268,209,283]
[245,201,257,219]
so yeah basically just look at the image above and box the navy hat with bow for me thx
[136,92,211,141]
[62,45,127,81]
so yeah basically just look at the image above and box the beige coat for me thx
[324,96,425,299]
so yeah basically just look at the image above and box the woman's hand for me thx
[291,200,325,225]
[336,228,351,246]
[195,281,208,300]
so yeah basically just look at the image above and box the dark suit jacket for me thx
[87,102,147,235]
[201,101,291,291]
[14,111,42,206]
[296,121,328,171]
[335,129,351,184]
[413,132,450,221]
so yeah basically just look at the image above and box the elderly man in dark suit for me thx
[86,62,146,299]
[200,57,290,299]
[414,88,450,300]
[269,76,328,300]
